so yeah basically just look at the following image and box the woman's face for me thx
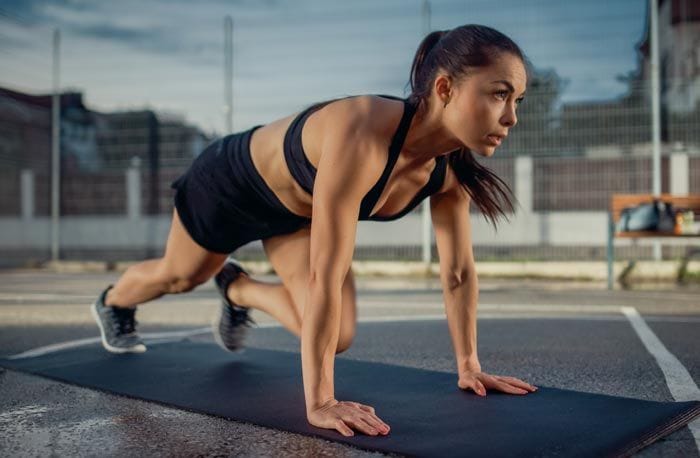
[440,53,527,157]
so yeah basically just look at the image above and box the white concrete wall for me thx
[0,217,170,249]
[1,154,694,253]
[2,210,685,252]
[0,211,655,251]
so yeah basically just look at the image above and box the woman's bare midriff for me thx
[247,95,454,220]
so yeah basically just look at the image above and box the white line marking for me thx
[6,328,214,360]
[7,337,102,359]
[621,306,700,452]
[5,313,699,360]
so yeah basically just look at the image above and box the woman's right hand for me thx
[307,399,391,437]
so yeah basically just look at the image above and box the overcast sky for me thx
[0,0,646,135]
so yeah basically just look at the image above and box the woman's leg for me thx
[226,274,303,338]
[228,225,357,353]
[105,207,229,308]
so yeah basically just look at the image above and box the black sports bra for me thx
[283,94,448,221]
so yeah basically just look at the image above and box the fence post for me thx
[669,151,689,195]
[127,156,142,219]
[515,156,533,216]
[20,169,35,220]
[607,212,614,290]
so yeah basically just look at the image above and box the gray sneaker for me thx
[91,285,146,354]
[212,258,256,353]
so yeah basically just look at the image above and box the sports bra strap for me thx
[282,94,419,219]
[359,97,417,219]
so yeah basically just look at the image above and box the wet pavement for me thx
[0,270,698,457]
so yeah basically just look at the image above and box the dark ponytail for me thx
[407,25,526,230]
[408,30,448,103]
[447,150,515,229]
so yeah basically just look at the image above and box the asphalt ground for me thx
[0,270,698,457]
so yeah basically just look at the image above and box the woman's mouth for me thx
[486,135,502,146]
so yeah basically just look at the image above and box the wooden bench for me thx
[607,194,700,289]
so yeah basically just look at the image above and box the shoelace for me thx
[110,306,138,335]
[225,305,256,327]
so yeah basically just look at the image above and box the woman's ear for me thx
[433,74,452,107]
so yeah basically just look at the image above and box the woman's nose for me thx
[501,106,517,128]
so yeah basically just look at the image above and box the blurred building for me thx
[94,111,206,168]
[635,0,700,150]
[0,85,211,217]
[93,109,209,214]
[509,0,700,159]
[638,0,700,114]
[0,87,97,174]
[158,113,209,165]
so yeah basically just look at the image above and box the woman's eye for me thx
[495,91,508,100]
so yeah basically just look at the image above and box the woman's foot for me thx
[212,258,256,353]
[91,285,146,354]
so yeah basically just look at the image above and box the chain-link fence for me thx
[1,1,698,266]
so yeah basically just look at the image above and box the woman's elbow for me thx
[308,265,346,290]
[443,265,477,290]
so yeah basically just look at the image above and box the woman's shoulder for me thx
[314,94,406,144]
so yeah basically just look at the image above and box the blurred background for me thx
[0,0,698,267]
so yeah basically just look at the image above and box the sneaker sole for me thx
[211,300,246,354]
[91,301,146,354]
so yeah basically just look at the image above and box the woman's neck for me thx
[403,101,462,161]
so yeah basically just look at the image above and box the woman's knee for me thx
[289,281,353,353]
[335,326,355,354]
[335,270,357,354]
[335,339,353,354]
[157,263,213,294]
[164,277,201,294]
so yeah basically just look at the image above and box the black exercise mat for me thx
[2,341,699,457]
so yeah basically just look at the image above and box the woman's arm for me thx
[303,97,391,436]
[430,185,481,373]
[430,185,538,396]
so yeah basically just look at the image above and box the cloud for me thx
[0,0,649,133]
[72,22,161,45]
[0,0,59,25]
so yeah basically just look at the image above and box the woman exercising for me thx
[91,24,537,437]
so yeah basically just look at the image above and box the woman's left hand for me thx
[458,369,538,396]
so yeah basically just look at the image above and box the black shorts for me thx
[170,126,311,254]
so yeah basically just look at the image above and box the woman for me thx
[91,24,538,437]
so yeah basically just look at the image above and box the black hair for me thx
[407,25,528,229]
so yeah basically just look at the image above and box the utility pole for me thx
[224,16,233,134]
[51,28,61,262]
[421,0,433,272]
[650,0,662,260]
